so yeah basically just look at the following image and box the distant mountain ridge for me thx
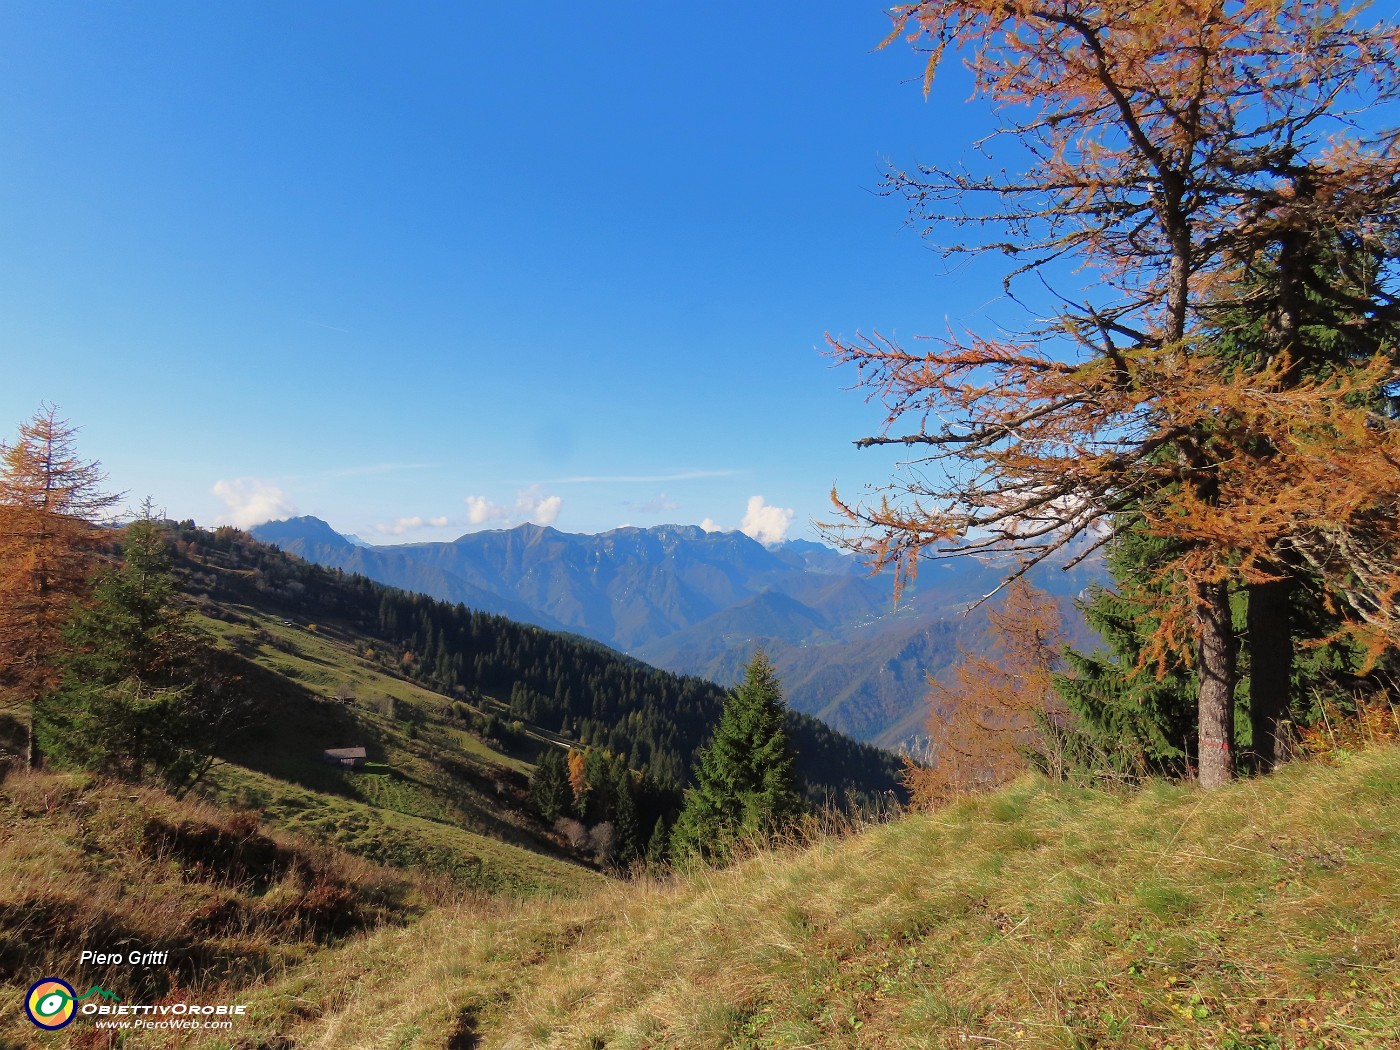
[251,517,1104,748]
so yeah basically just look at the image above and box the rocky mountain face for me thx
[251,517,1102,748]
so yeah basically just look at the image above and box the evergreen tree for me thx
[526,746,572,823]
[1210,233,1400,770]
[1058,514,1388,782]
[670,651,803,863]
[645,816,671,867]
[35,513,258,793]
[1057,231,1400,778]
[580,746,616,825]
[610,761,641,868]
[1054,518,1200,778]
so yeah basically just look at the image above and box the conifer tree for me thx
[527,746,573,823]
[645,816,671,867]
[1211,233,1400,769]
[1055,231,1400,777]
[35,513,256,793]
[0,405,121,768]
[610,761,642,867]
[1054,519,1200,778]
[580,746,616,825]
[670,651,803,862]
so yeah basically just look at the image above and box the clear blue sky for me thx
[1,2,1012,544]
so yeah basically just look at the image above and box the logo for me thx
[24,979,121,1030]
[26,979,78,1030]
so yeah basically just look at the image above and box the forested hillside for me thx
[171,522,904,805]
[251,515,1104,747]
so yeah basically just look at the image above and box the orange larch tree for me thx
[907,579,1066,806]
[830,1,1400,787]
[0,405,121,767]
[566,747,589,811]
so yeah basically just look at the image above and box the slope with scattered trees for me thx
[0,405,121,769]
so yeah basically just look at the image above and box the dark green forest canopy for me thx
[168,523,904,806]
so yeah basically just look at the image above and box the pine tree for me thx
[670,651,803,863]
[610,761,641,867]
[580,746,616,825]
[645,816,670,867]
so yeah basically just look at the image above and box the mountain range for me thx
[250,517,1104,749]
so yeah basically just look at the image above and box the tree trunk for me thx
[1248,578,1294,773]
[1195,580,1236,789]
[1247,226,1301,775]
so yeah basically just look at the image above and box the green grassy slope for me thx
[0,597,598,1047]
[189,602,599,896]
[181,746,1400,1050]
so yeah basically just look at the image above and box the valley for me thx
[251,518,1105,749]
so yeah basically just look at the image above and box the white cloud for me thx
[465,488,564,528]
[211,478,297,530]
[516,486,563,525]
[699,517,725,533]
[372,515,454,536]
[465,495,510,525]
[374,516,422,536]
[739,495,794,546]
[535,496,563,525]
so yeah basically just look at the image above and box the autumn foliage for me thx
[833,0,1400,787]
[567,748,588,809]
[905,581,1066,806]
[0,405,120,766]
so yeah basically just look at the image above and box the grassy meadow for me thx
[4,744,1389,1048]
[0,593,595,1048]
[234,743,1400,1050]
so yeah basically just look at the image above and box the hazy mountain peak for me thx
[254,515,353,549]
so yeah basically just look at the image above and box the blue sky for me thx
[1,2,1014,544]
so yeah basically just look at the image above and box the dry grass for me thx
[204,762,598,898]
[1299,694,1400,759]
[138,745,1400,1050]
[0,769,452,1047]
